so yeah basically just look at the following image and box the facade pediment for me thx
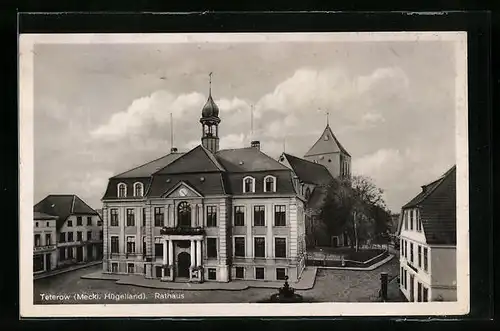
[162,182,203,198]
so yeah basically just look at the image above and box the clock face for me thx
[179,188,188,197]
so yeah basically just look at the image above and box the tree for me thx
[320,175,389,251]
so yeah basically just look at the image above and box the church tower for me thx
[200,72,221,153]
[303,124,351,179]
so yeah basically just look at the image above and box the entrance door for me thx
[87,245,93,261]
[76,246,83,262]
[332,236,339,247]
[45,253,51,271]
[409,274,415,302]
[177,252,191,278]
[155,266,162,278]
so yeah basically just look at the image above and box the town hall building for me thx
[101,79,351,283]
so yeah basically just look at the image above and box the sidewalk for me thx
[81,267,317,291]
[34,261,102,280]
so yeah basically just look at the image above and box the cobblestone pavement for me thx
[34,258,400,304]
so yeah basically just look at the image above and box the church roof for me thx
[34,195,98,229]
[216,147,289,172]
[400,165,456,245]
[112,152,184,179]
[281,153,333,185]
[304,124,350,157]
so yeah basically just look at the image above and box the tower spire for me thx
[209,72,213,96]
[326,110,330,126]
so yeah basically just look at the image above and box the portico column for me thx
[190,240,195,267]
[168,240,173,266]
[163,239,167,265]
[196,240,202,267]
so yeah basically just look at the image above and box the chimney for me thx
[170,147,178,153]
[251,140,260,150]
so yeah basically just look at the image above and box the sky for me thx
[33,35,458,213]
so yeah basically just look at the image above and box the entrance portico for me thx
[160,234,204,282]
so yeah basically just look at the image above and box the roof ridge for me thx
[151,146,201,175]
[199,145,226,171]
[73,195,99,216]
[70,195,76,214]
[403,165,456,208]
[112,152,185,178]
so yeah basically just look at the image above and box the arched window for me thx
[133,182,143,197]
[263,175,276,192]
[117,183,127,198]
[177,201,191,227]
[243,176,255,193]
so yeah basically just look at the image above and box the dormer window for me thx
[133,182,144,197]
[264,175,277,192]
[117,183,127,198]
[243,176,255,193]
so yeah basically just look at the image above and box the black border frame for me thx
[1,9,494,327]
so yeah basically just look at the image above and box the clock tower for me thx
[200,72,221,154]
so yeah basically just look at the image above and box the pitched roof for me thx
[402,165,456,245]
[147,173,226,197]
[281,153,333,185]
[304,124,350,157]
[155,145,225,174]
[34,211,58,220]
[34,195,98,229]
[112,152,184,179]
[216,147,289,172]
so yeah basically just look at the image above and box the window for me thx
[208,268,217,280]
[127,263,135,274]
[400,239,403,256]
[99,230,103,240]
[417,282,422,302]
[59,247,66,260]
[126,209,135,227]
[142,208,146,227]
[404,240,408,259]
[110,209,119,227]
[142,237,147,255]
[243,176,255,193]
[34,234,41,247]
[87,231,92,241]
[110,236,119,254]
[234,206,245,226]
[155,242,163,257]
[264,176,276,192]
[67,220,73,227]
[77,231,82,241]
[207,238,217,258]
[177,202,191,227]
[33,255,44,272]
[111,263,118,273]
[77,216,82,226]
[87,216,92,226]
[276,268,286,280]
[68,232,74,242]
[234,237,245,257]
[253,206,265,226]
[274,205,286,226]
[67,247,74,259]
[118,183,127,198]
[154,207,164,227]
[35,222,38,227]
[423,287,428,302]
[275,238,286,258]
[207,206,217,227]
[418,245,422,268]
[400,267,404,286]
[404,269,407,289]
[254,237,266,258]
[46,221,49,227]
[255,267,265,280]
[410,210,414,230]
[235,267,244,279]
[423,247,428,272]
[410,243,414,263]
[59,232,66,243]
[126,236,136,253]
[404,210,408,230]
[134,182,143,197]
[45,233,51,245]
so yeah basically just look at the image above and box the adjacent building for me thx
[33,212,58,274]
[34,194,103,271]
[398,165,457,302]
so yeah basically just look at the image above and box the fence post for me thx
[380,272,388,301]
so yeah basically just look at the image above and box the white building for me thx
[397,165,456,302]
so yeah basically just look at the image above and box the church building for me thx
[101,78,350,283]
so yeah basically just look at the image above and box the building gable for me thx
[162,181,203,198]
